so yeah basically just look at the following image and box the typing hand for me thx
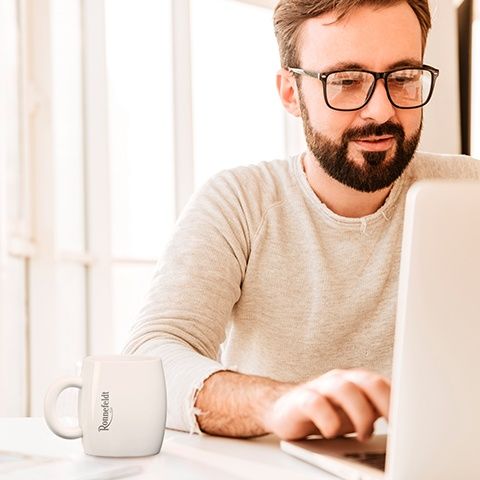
[264,368,390,441]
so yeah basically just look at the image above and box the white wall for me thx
[421,0,462,154]
[472,0,480,157]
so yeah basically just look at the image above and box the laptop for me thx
[281,180,480,480]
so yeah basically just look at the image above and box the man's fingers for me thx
[268,369,391,442]
[299,388,345,439]
[271,387,353,440]
[306,369,391,441]
[343,369,391,420]
[318,381,378,441]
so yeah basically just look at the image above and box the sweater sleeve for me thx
[123,169,257,433]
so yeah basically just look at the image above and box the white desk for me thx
[0,418,339,479]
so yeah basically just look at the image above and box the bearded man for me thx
[125,0,480,441]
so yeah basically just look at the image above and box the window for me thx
[0,0,295,416]
[29,0,88,415]
[0,0,28,416]
[190,0,287,187]
[104,0,175,351]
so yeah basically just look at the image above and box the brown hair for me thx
[273,0,431,68]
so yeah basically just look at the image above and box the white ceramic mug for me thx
[44,355,166,457]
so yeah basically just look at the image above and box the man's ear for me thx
[276,68,301,117]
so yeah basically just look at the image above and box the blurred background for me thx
[0,0,478,417]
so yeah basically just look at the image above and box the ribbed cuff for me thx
[134,339,226,433]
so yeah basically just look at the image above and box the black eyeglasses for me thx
[288,64,439,111]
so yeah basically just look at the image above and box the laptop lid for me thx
[387,179,480,480]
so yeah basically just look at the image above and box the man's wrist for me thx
[194,370,296,437]
[257,381,295,434]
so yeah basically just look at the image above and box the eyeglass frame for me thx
[287,64,440,112]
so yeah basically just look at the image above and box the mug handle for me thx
[44,376,83,439]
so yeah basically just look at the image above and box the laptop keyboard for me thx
[343,452,386,471]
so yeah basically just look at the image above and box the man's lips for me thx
[352,135,395,151]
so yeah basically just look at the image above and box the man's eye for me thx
[331,78,360,87]
[391,75,417,84]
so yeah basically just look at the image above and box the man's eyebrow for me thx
[321,61,365,71]
[387,58,423,69]
[320,58,423,72]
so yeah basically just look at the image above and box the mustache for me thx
[342,121,405,144]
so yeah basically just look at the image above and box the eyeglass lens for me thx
[326,69,433,110]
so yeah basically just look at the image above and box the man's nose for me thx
[359,80,396,124]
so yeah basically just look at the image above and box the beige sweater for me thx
[124,151,480,433]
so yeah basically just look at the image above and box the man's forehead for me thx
[320,58,424,72]
[297,3,423,69]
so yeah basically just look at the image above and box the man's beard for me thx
[298,90,422,193]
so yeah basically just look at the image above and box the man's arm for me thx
[195,368,390,441]
[123,171,256,432]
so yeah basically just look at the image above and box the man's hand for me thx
[195,368,390,440]
[263,369,390,441]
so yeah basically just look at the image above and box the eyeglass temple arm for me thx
[287,67,320,80]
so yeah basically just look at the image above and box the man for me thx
[124,0,479,442]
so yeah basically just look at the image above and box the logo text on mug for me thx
[98,391,114,432]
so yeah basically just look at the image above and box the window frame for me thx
[0,0,30,416]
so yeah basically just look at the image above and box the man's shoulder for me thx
[182,158,297,229]
[204,158,295,205]
[410,151,480,181]
[212,158,293,188]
